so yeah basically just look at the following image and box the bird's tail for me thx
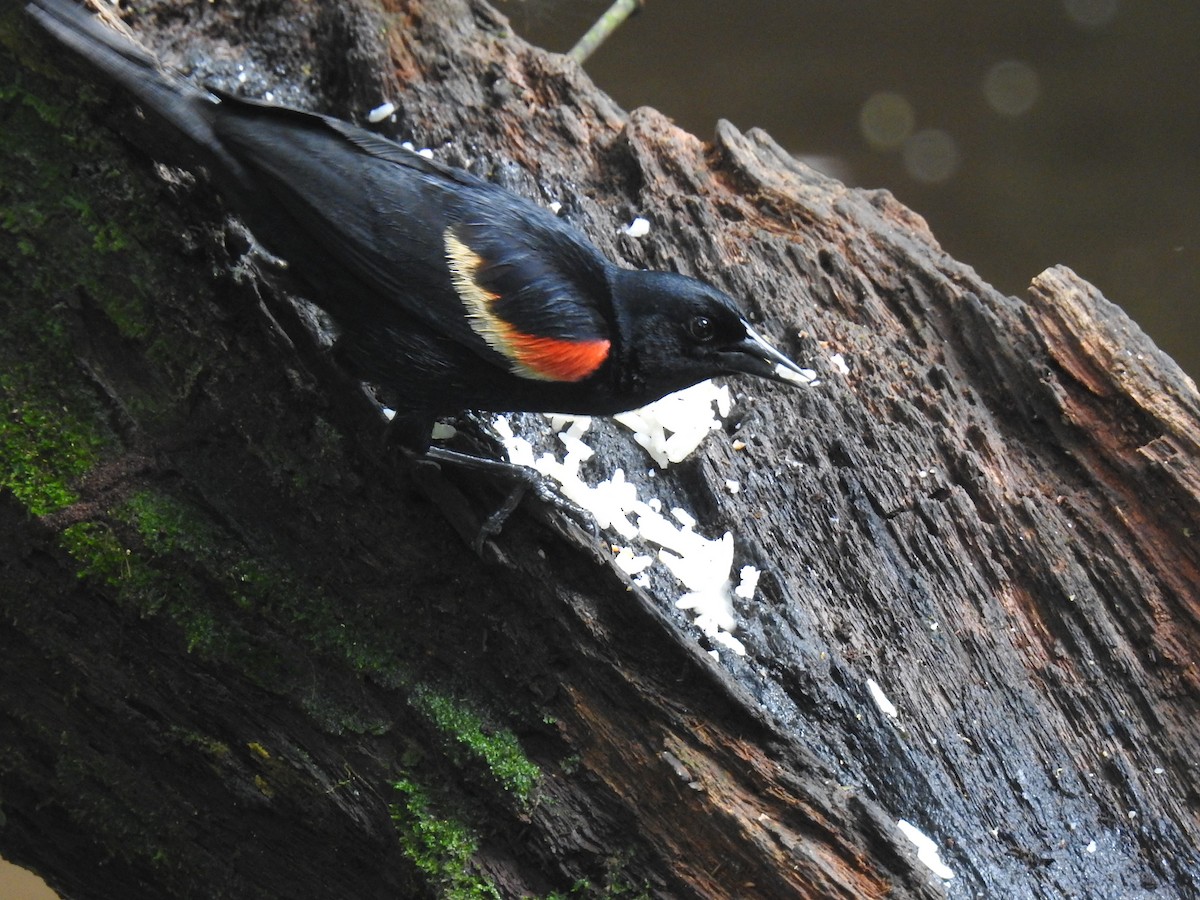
[26,0,225,169]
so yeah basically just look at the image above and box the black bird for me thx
[27,0,810,470]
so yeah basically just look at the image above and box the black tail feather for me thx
[26,0,225,168]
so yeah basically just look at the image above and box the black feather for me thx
[26,0,811,454]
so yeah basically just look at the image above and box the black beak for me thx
[722,322,816,386]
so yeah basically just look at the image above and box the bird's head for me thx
[611,269,811,399]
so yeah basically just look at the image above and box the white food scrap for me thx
[867,678,899,719]
[896,819,955,880]
[622,216,651,237]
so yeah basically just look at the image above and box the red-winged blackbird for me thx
[28,0,810,457]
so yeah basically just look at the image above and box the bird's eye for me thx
[686,315,716,343]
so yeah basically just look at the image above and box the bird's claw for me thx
[420,446,599,550]
[473,482,526,555]
[524,476,599,541]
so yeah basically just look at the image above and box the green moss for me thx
[110,490,261,655]
[63,481,405,682]
[411,688,540,801]
[229,559,276,609]
[60,521,131,585]
[0,78,65,125]
[0,69,253,658]
[59,193,133,253]
[121,490,222,557]
[0,384,103,515]
[175,605,223,654]
[0,76,158,516]
[58,488,253,659]
[167,727,232,761]
[2,71,207,435]
[253,569,409,680]
[1,80,143,296]
[542,882,595,900]
[390,779,501,900]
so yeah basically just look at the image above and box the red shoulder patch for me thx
[507,332,611,382]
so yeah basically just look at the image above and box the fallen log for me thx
[1,1,1197,897]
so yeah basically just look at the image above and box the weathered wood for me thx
[1,0,1197,898]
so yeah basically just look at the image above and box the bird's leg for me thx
[419,449,528,555]
[421,446,599,544]
[407,454,498,557]
[383,405,598,552]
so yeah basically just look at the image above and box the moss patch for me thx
[411,688,540,801]
[0,74,172,516]
[390,778,502,900]
[57,487,250,658]
[60,520,131,585]
[0,380,103,515]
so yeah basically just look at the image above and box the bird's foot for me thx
[419,446,599,553]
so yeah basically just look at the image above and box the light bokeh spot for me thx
[984,60,1040,116]
[902,128,960,184]
[1064,0,1119,28]
[860,92,916,150]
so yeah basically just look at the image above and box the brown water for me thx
[499,0,1200,379]
[0,857,56,900]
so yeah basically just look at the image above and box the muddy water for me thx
[499,0,1200,378]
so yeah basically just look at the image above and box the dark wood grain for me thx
[1,1,1197,897]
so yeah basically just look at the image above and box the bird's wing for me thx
[443,219,611,382]
[212,96,611,381]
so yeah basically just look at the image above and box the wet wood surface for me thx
[1,0,1197,897]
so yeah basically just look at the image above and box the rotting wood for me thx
[1,1,1197,898]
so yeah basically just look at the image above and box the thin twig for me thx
[567,0,644,65]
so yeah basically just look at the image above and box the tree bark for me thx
[2,1,1198,898]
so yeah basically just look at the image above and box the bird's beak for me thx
[723,323,817,387]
